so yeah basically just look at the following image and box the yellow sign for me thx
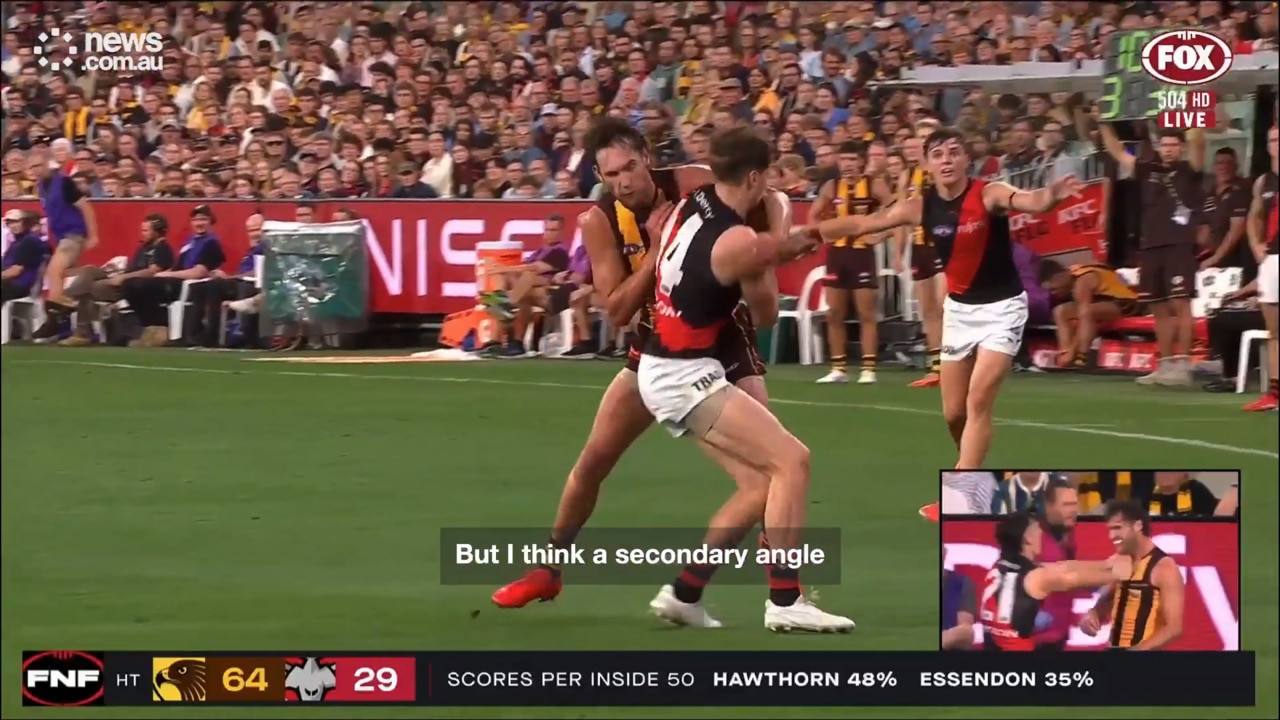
[152,657,207,702]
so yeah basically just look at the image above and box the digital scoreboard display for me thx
[1099,29,1172,122]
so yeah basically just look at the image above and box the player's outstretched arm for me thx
[579,207,655,328]
[986,176,1083,216]
[811,196,920,244]
[1129,558,1185,651]
[1099,123,1136,176]
[1024,555,1132,600]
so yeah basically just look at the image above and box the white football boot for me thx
[764,595,856,633]
[649,585,723,628]
[816,369,849,384]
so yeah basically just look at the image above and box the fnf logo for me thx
[1141,30,1234,86]
[22,651,106,706]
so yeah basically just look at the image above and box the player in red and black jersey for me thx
[639,126,852,632]
[794,128,1083,469]
[982,512,1130,651]
[492,119,807,623]
[1244,124,1279,411]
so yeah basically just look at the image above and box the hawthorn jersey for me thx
[924,178,1022,304]
[1109,547,1170,649]
[981,556,1043,651]
[906,165,933,247]
[646,185,746,358]
[832,177,879,248]
[597,167,684,346]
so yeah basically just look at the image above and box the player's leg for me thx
[1052,301,1078,366]
[853,284,879,384]
[491,368,654,608]
[957,348,1014,469]
[1160,258,1197,386]
[820,283,851,383]
[939,298,977,450]
[1246,253,1279,409]
[910,253,945,387]
[955,295,1027,468]
[689,385,853,632]
[1137,249,1173,384]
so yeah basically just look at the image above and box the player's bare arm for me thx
[1081,582,1116,636]
[1187,128,1208,173]
[810,195,921,245]
[1247,174,1269,262]
[740,190,792,328]
[1130,558,1185,651]
[941,609,976,650]
[1024,555,1131,600]
[986,176,1083,215]
[1099,123,1136,176]
[810,179,836,221]
[891,169,912,269]
[579,207,655,328]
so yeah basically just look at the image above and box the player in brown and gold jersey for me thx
[811,141,894,385]
[1080,500,1185,650]
[892,118,947,388]
[1038,260,1140,368]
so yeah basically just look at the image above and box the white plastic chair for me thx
[217,256,265,347]
[0,276,46,345]
[1235,329,1271,394]
[778,265,829,366]
[168,278,213,341]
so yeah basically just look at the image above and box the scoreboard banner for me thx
[22,650,1254,707]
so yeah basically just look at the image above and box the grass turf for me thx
[1,347,1275,719]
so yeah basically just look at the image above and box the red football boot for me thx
[491,568,563,608]
[1242,393,1279,412]
[910,373,940,388]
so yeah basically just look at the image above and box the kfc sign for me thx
[943,519,1240,651]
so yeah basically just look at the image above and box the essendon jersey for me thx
[646,185,746,358]
[981,556,1043,651]
[923,178,1022,304]
[1263,171,1278,255]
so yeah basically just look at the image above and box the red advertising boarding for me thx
[4,183,1106,315]
[942,519,1240,651]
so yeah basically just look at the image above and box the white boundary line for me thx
[13,359,1279,460]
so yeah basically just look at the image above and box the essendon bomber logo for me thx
[1141,30,1234,86]
[23,651,106,706]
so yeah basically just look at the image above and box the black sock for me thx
[538,532,576,579]
[760,532,802,606]
[672,564,715,603]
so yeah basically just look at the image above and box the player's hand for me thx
[106,274,124,287]
[645,190,676,242]
[782,226,823,260]
[85,233,99,249]
[1050,174,1084,202]
[1107,553,1133,580]
[1079,609,1103,637]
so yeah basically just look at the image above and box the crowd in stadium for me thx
[1,2,1277,391]
[2,1,1275,202]
[940,470,1240,517]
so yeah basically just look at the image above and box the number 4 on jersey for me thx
[656,201,699,297]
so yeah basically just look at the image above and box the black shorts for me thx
[625,305,765,384]
[1137,245,1197,302]
[545,283,578,314]
[910,242,944,281]
[826,245,878,290]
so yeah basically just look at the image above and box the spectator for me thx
[59,214,173,347]
[0,209,49,302]
[185,212,267,348]
[1146,471,1219,518]
[940,471,998,515]
[1215,483,1239,518]
[940,547,977,651]
[121,205,225,348]
[392,163,439,199]
[992,472,1050,515]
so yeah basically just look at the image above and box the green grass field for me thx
[2,347,1275,719]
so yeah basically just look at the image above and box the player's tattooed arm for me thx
[579,207,655,328]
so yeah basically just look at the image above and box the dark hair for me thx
[1215,147,1237,160]
[1043,477,1075,505]
[546,213,564,225]
[1037,258,1069,284]
[995,512,1035,558]
[1104,499,1151,536]
[708,126,772,184]
[144,213,168,237]
[1157,128,1187,142]
[838,140,865,155]
[924,127,966,154]
[584,116,647,158]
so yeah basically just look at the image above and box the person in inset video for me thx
[982,512,1130,651]
[941,547,977,650]
[1029,479,1079,651]
[1081,500,1185,651]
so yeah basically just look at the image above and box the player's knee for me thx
[942,403,967,428]
[774,437,810,485]
[573,439,625,484]
[965,387,997,418]
[1053,303,1072,322]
